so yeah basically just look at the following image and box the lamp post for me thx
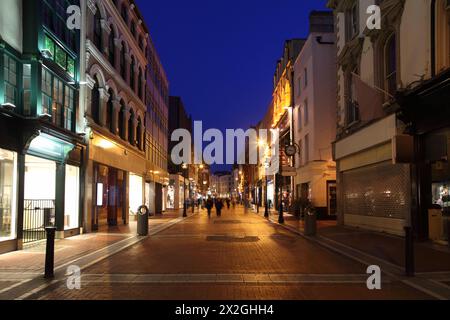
[182,163,188,217]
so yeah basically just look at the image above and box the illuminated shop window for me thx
[64,165,79,230]
[0,149,18,242]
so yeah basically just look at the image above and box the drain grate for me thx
[206,235,259,242]
[213,220,242,224]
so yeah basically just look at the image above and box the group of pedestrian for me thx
[204,197,228,218]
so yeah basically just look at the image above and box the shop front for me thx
[167,174,185,210]
[397,68,450,241]
[87,132,146,232]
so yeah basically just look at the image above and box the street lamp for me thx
[182,163,188,217]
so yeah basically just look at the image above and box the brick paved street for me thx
[19,206,448,300]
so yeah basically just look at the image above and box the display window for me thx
[0,149,18,242]
[64,165,80,230]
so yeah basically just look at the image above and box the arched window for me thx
[120,41,126,79]
[128,109,135,145]
[130,56,135,90]
[91,77,100,124]
[109,29,115,67]
[121,4,128,24]
[131,21,136,36]
[119,100,126,139]
[137,117,142,150]
[384,33,397,97]
[93,6,102,50]
[138,68,143,99]
[107,89,114,133]
[139,35,144,51]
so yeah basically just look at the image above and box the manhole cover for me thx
[206,235,259,242]
[214,220,242,224]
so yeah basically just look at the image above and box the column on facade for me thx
[101,20,111,56]
[125,54,132,86]
[140,120,145,150]
[132,118,138,146]
[111,99,122,136]
[85,74,96,121]
[114,39,122,71]
[123,106,131,142]
[133,64,140,96]
[98,88,110,128]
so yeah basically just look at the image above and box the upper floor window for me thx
[121,4,128,24]
[109,29,115,67]
[128,109,135,145]
[93,6,102,51]
[119,100,126,139]
[120,42,126,79]
[44,35,75,77]
[41,68,75,131]
[347,2,359,40]
[303,100,309,126]
[3,54,18,106]
[42,0,78,52]
[137,117,143,150]
[91,77,100,124]
[138,68,143,99]
[345,70,360,125]
[130,56,136,89]
[384,33,397,97]
[297,76,301,96]
[139,36,145,51]
[304,68,308,88]
[131,21,136,37]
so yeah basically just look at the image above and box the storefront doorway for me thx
[23,155,56,243]
[93,164,125,230]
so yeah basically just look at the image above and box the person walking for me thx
[226,198,231,210]
[205,197,213,218]
[215,198,224,217]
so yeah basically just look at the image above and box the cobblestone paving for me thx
[31,207,434,300]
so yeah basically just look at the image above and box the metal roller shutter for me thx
[342,162,410,219]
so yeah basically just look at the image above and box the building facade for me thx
[292,11,337,219]
[1,0,85,253]
[270,39,304,213]
[329,0,450,240]
[80,0,154,231]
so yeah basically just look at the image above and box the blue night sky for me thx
[134,0,329,171]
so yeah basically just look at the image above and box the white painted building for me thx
[328,0,450,239]
[293,11,337,219]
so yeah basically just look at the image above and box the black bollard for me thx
[404,226,415,277]
[278,202,284,224]
[44,226,56,279]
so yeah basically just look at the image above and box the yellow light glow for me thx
[97,138,115,149]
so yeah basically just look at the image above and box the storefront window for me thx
[0,149,18,242]
[64,165,79,230]
[129,173,143,215]
[167,182,175,209]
